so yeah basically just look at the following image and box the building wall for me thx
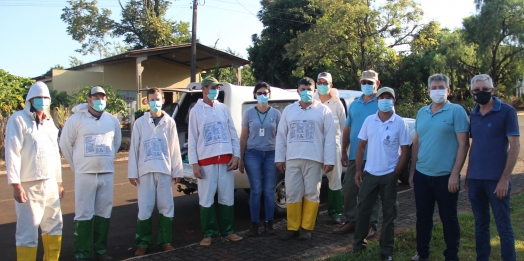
[51,69,104,94]
[142,58,192,89]
[103,61,137,91]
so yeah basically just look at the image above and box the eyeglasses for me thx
[471,88,493,94]
[256,92,269,96]
[361,81,374,85]
[316,82,328,85]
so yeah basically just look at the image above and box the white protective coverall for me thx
[275,100,336,231]
[59,103,121,258]
[5,81,63,261]
[128,111,184,248]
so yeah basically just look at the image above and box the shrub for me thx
[119,137,131,151]
[0,69,33,117]
[69,84,129,115]
[135,109,148,119]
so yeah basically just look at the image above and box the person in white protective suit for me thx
[59,86,121,261]
[6,81,64,261]
[276,77,336,241]
[314,72,345,224]
[128,88,184,256]
[188,77,243,246]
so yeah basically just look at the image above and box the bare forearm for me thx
[501,146,519,182]
[355,147,364,172]
[395,147,410,173]
[451,143,469,176]
[342,126,350,153]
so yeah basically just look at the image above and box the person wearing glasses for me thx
[350,87,411,261]
[239,82,281,236]
[314,72,345,224]
[276,77,336,240]
[188,77,243,246]
[409,74,470,261]
[467,74,520,261]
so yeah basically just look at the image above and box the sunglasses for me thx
[256,92,269,96]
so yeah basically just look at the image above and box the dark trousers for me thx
[413,170,460,261]
[468,179,515,261]
[353,171,398,255]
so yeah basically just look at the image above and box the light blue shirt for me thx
[345,94,378,160]
[415,101,469,176]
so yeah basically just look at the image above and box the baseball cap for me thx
[90,86,106,96]
[201,77,223,87]
[377,87,395,99]
[361,70,379,83]
[317,72,332,84]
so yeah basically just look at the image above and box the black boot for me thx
[246,222,259,237]
[264,221,275,235]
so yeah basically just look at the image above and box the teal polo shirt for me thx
[345,94,378,160]
[415,101,469,176]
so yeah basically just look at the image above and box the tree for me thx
[44,64,65,76]
[69,56,84,67]
[0,69,34,116]
[202,47,256,86]
[61,0,191,56]
[247,0,321,88]
[285,0,423,89]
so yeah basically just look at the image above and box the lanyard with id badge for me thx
[256,107,270,136]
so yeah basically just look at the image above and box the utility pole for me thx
[190,0,197,82]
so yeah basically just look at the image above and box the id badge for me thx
[259,128,265,137]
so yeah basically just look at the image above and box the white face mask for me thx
[429,89,447,104]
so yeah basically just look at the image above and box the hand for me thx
[193,164,205,179]
[354,171,363,188]
[129,178,139,186]
[276,162,286,173]
[409,173,414,188]
[341,155,349,167]
[227,156,240,171]
[12,184,27,203]
[448,174,460,193]
[494,179,509,199]
[323,165,334,173]
[173,177,181,184]
[239,159,245,174]
[57,182,65,199]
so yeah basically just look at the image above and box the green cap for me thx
[377,87,395,99]
[201,77,223,87]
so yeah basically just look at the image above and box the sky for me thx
[0,0,477,78]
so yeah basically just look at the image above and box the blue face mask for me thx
[207,89,219,100]
[378,99,394,112]
[317,84,329,95]
[92,99,106,112]
[32,98,50,111]
[300,90,313,103]
[149,100,162,113]
[361,84,375,96]
[257,95,269,104]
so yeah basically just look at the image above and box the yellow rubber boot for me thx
[42,234,62,261]
[301,199,320,230]
[16,246,37,261]
[286,201,302,231]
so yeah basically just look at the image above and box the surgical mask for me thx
[430,89,447,104]
[474,91,492,105]
[32,98,50,111]
[149,100,162,112]
[378,99,394,112]
[317,84,329,95]
[207,89,218,100]
[361,84,374,96]
[257,95,269,104]
[300,90,313,103]
[92,100,106,112]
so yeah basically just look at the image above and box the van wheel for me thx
[274,173,287,217]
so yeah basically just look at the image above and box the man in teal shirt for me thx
[409,74,469,261]
[335,70,382,237]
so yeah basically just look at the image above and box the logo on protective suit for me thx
[289,120,315,143]
[203,121,230,146]
[144,138,168,161]
[84,134,112,157]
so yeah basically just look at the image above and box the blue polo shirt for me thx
[415,101,469,176]
[345,94,378,160]
[468,97,520,180]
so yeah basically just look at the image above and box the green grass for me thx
[324,193,524,261]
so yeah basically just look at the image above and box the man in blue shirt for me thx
[409,74,470,261]
[335,70,382,236]
[467,74,520,261]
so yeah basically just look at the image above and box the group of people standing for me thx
[6,69,519,261]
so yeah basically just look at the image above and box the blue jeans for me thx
[413,170,460,261]
[243,149,277,223]
[468,178,515,261]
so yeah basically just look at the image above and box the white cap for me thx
[317,72,332,84]
[26,81,50,101]
[90,86,106,96]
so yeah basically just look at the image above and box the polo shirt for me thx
[468,97,520,180]
[358,112,412,176]
[415,101,469,176]
[241,107,281,151]
[345,94,378,160]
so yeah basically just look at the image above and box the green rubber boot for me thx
[93,215,110,255]
[74,219,93,259]
[218,204,234,236]
[328,189,343,218]
[158,214,173,246]
[135,217,153,249]
[199,204,219,238]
